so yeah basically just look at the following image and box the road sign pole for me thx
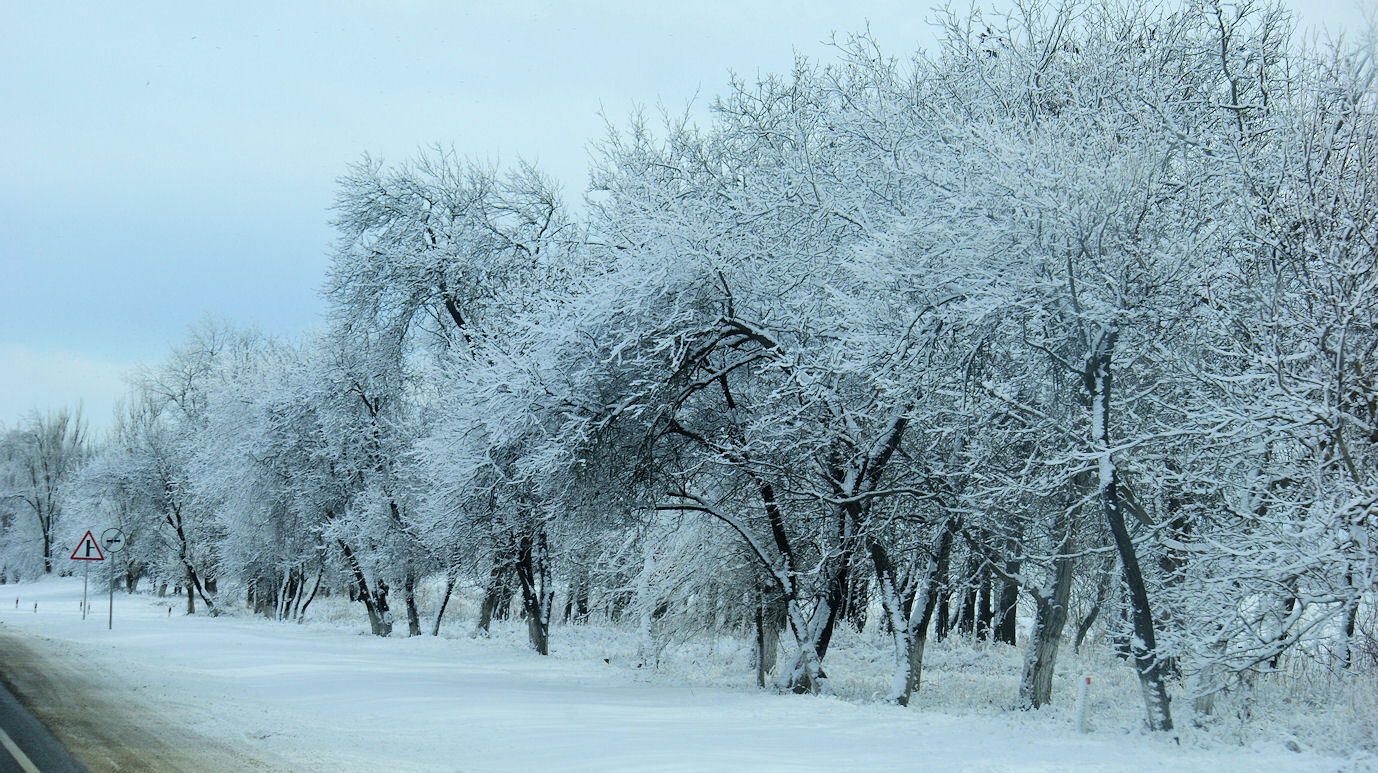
[70,529,108,621]
[98,528,126,631]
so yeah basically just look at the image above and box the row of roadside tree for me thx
[2,0,1374,735]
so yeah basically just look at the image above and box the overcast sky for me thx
[2,1,1371,436]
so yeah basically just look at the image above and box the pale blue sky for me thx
[2,0,1371,435]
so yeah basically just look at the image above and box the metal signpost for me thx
[69,530,105,620]
[101,528,127,629]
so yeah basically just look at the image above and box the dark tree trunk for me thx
[493,580,514,620]
[1075,553,1116,653]
[575,583,590,623]
[477,560,506,634]
[403,571,422,637]
[432,570,457,636]
[181,561,215,615]
[375,580,393,635]
[813,557,850,666]
[1017,477,1079,710]
[754,601,767,688]
[514,530,553,655]
[1016,556,1074,710]
[1343,566,1360,669]
[563,567,591,624]
[936,592,951,641]
[958,557,977,637]
[1112,594,1133,661]
[976,564,994,641]
[759,590,785,676]
[994,525,1024,646]
[903,518,959,704]
[995,566,1020,646]
[338,540,391,636]
[247,578,263,616]
[842,566,869,632]
[297,563,323,622]
[1089,329,1172,731]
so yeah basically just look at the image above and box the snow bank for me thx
[0,577,1367,772]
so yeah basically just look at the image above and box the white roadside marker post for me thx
[1076,675,1091,733]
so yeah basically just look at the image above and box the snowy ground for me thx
[0,577,1366,772]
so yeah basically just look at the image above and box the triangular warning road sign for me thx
[70,530,105,561]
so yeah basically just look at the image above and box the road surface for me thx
[0,630,270,772]
[0,673,84,773]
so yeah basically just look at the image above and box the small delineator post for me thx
[1076,675,1091,733]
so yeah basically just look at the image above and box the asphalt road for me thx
[0,630,269,772]
[0,675,85,773]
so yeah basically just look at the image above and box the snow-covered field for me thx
[0,577,1367,772]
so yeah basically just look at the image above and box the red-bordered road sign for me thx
[70,530,105,561]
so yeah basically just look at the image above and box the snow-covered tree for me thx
[0,407,90,575]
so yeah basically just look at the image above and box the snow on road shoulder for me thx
[0,578,1358,772]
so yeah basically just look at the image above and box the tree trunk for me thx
[976,564,994,641]
[563,566,591,624]
[842,566,869,632]
[1075,553,1116,652]
[575,580,591,623]
[1342,565,1360,669]
[1017,486,1078,710]
[869,535,912,705]
[779,599,831,694]
[296,563,323,622]
[514,529,552,655]
[754,601,767,688]
[180,560,215,615]
[493,580,514,620]
[936,591,951,641]
[814,557,849,665]
[761,591,785,675]
[432,570,457,636]
[338,540,390,636]
[403,571,422,637]
[958,556,977,637]
[779,552,852,695]
[1089,328,1172,732]
[752,582,787,686]
[995,566,1020,645]
[994,526,1023,646]
[875,517,958,706]
[476,560,506,634]
[374,580,393,635]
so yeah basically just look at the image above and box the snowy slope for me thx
[0,578,1360,772]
